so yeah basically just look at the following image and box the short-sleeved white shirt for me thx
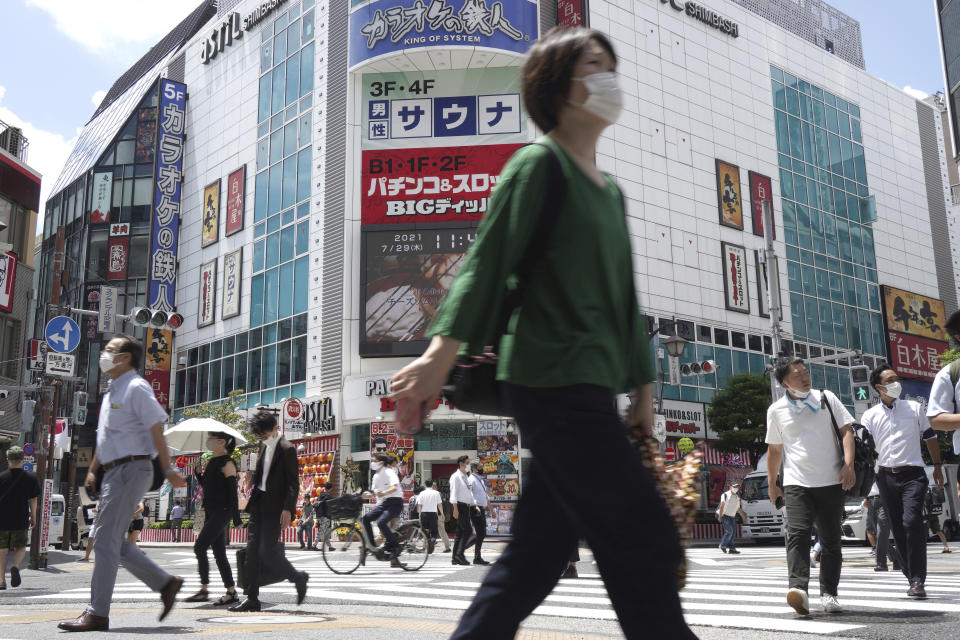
[861,399,934,468]
[372,467,401,504]
[926,364,960,454]
[720,490,741,517]
[96,370,167,465]
[417,487,443,514]
[765,390,854,488]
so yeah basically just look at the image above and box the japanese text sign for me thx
[148,78,187,314]
[222,248,242,319]
[144,328,173,407]
[721,241,749,314]
[198,259,217,327]
[350,0,538,68]
[887,330,949,381]
[106,237,129,280]
[361,143,523,224]
[881,285,948,342]
[749,171,774,239]
[226,166,245,236]
[557,0,585,28]
[91,171,112,223]
[202,180,220,247]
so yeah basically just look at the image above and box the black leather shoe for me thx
[159,576,183,621]
[58,612,110,632]
[228,597,262,612]
[452,557,470,566]
[874,565,889,572]
[473,558,490,565]
[295,572,309,605]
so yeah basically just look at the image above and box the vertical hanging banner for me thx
[225,166,245,236]
[198,259,217,327]
[202,179,220,247]
[106,237,129,280]
[148,78,187,314]
[90,171,113,223]
[370,422,415,497]
[143,328,173,407]
[557,0,586,28]
[476,420,519,535]
[0,251,18,313]
[222,248,242,319]
[749,171,775,238]
[716,159,743,230]
[721,241,749,314]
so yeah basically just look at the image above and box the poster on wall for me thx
[721,241,749,314]
[143,328,173,407]
[222,248,242,319]
[748,171,775,239]
[198,259,217,327]
[0,252,18,313]
[361,67,527,150]
[349,0,539,69]
[90,171,113,223]
[887,330,948,381]
[715,159,743,230]
[225,166,245,236]
[202,180,220,247]
[360,227,477,356]
[477,420,520,535]
[370,421,415,497]
[361,143,524,225]
[880,285,948,342]
[106,237,129,280]
[754,249,781,319]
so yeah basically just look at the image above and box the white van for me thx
[739,455,786,541]
[48,494,65,549]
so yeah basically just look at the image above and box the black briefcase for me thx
[235,542,287,590]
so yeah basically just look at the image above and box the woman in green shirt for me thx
[390,27,694,639]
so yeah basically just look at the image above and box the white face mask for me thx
[570,72,623,124]
[99,352,118,374]
[785,384,810,400]
[731,488,739,494]
[883,382,902,399]
[370,461,383,471]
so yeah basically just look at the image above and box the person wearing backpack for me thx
[929,311,960,508]
[861,364,943,599]
[716,481,746,554]
[765,359,856,616]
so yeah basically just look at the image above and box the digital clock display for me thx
[360,227,479,357]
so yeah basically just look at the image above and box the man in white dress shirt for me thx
[861,364,943,598]
[929,311,960,507]
[417,480,444,554]
[464,461,491,565]
[449,456,476,566]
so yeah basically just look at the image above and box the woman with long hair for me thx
[183,432,242,605]
[389,27,695,639]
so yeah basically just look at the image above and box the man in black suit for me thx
[230,411,308,612]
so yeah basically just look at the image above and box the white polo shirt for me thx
[418,487,443,514]
[861,399,934,468]
[96,369,167,465]
[372,466,401,504]
[766,389,854,488]
[926,364,960,454]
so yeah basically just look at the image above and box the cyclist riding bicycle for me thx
[361,453,405,568]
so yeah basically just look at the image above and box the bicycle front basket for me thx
[324,494,363,519]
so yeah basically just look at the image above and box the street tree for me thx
[706,374,771,467]
[180,389,257,463]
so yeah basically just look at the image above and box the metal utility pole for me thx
[759,200,785,403]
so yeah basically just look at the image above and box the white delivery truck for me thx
[47,494,65,549]
[739,454,786,542]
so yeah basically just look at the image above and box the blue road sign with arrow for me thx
[45,316,81,354]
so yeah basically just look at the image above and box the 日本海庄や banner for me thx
[349,0,539,68]
[148,78,187,314]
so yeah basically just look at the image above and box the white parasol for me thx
[163,418,247,453]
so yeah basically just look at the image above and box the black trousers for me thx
[194,507,234,588]
[453,502,475,559]
[784,484,845,595]
[421,512,439,540]
[450,384,693,640]
[877,466,929,584]
[244,500,298,599]
[463,507,487,560]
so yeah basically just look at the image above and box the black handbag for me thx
[235,542,286,590]
[441,142,565,416]
[821,390,877,498]
[92,457,165,498]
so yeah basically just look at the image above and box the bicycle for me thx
[320,492,431,574]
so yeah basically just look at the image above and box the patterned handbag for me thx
[635,435,703,589]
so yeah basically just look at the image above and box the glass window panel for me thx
[250,328,262,348]
[264,268,279,323]
[846,194,861,223]
[299,112,312,148]
[812,99,826,128]
[840,137,855,179]
[293,336,307,382]
[258,74,272,123]
[300,42,314,97]
[254,170,268,223]
[842,275,857,306]
[846,307,861,349]
[807,177,820,210]
[261,39,273,72]
[235,353,247,394]
[825,105,839,133]
[779,168,794,200]
[747,353,764,377]
[297,147,312,202]
[786,87,800,116]
[257,137,269,170]
[796,204,811,249]
[271,65,286,115]
[254,240,265,272]
[222,356,234,397]
[287,18,301,50]
[782,200,797,230]
[712,347,731,388]
[264,322,278,344]
[285,103,297,123]
[285,51,300,106]
[784,224,798,247]
[268,163,283,215]
[262,345,276,389]
[802,121,815,164]
[799,93,812,121]
[282,155,297,208]
[268,212,282,233]
[787,260,802,291]
[805,296,820,341]
[250,274,264,327]
[272,112,283,131]
[801,265,817,296]
[278,262,294,319]
[862,226,876,269]
[775,110,790,154]
[197,364,209,403]
[788,115,804,158]
[266,231,280,268]
[794,174,807,204]
[824,91,836,107]
[269,129,283,165]
[771,66,784,82]
[283,120,298,158]
[296,220,309,254]
[282,207,295,226]
[729,350,748,376]
[838,111,851,139]
[852,143,867,184]
[810,364,826,390]
[835,96,848,113]
[851,118,862,143]
[276,341,291,386]
[294,313,308,336]
[819,301,834,345]
[828,134,843,175]
[823,213,838,257]
[849,223,864,265]
[829,272,843,302]
[810,208,825,253]
[772,81,786,110]
[833,188,847,218]
[871,314,884,357]
[279,317,292,341]
[815,268,830,298]
[294,256,309,315]
[274,28,287,65]
[791,293,806,338]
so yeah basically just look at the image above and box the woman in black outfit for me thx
[184,432,242,605]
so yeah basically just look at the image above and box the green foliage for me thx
[180,389,256,463]
[938,347,960,367]
[706,374,771,467]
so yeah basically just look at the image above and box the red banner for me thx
[106,237,129,280]
[558,0,585,28]
[0,251,18,313]
[749,171,775,239]
[361,144,524,225]
[887,330,950,381]
[226,166,245,236]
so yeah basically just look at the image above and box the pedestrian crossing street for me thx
[29,546,960,635]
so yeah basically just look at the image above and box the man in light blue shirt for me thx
[58,335,186,633]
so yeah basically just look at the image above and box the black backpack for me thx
[821,390,877,498]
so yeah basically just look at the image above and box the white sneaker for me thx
[786,588,809,615]
[810,552,818,568]
[821,594,843,613]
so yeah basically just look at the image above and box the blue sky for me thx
[0,0,947,233]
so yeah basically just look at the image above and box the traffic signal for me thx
[850,365,870,402]
[680,360,717,376]
[127,307,184,331]
[73,391,88,426]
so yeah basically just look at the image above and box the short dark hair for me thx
[209,431,237,454]
[324,482,333,490]
[870,364,894,392]
[113,333,143,370]
[374,452,396,465]
[424,479,434,488]
[249,410,277,435]
[521,26,618,132]
[947,310,960,342]
[775,358,806,384]
[457,455,470,465]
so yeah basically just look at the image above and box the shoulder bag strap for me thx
[820,389,845,459]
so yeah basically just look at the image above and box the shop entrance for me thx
[430,463,459,500]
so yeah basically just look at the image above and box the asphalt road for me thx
[1,541,959,639]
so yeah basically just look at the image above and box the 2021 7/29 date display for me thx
[369,229,478,255]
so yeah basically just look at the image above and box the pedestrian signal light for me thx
[850,365,870,402]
